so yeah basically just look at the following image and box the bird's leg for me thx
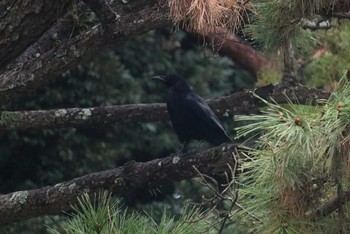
[179,141,202,154]
[194,140,203,152]
[178,141,190,155]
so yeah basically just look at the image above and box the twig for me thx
[235,203,261,222]
[219,151,240,234]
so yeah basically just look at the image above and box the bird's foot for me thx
[194,141,203,151]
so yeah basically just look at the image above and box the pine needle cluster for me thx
[48,191,216,234]
[246,0,338,55]
[234,73,350,233]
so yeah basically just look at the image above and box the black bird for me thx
[153,74,232,152]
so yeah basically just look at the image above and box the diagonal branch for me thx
[0,1,171,105]
[0,84,330,131]
[0,144,238,225]
[0,26,103,105]
[203,28,269,77]
[82,0,122,31]
[0,0,72,68]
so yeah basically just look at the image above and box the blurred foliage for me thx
[256,65,282,86]
[302,21,350,89]
[0,29,251,233]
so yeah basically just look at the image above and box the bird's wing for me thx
[185,93,227,133]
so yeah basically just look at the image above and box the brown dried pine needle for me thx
[168,0,245,34]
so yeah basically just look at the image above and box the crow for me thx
[153,74,232,152]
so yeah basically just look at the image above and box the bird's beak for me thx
[152,76,166,82]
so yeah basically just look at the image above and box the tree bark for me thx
[0,83,330,131]
[0,0,349,227]
[1,0,350,106]
[0,0,72,68]
[0,144,238,225]
[204,29,269,77]
[0,1,171,105]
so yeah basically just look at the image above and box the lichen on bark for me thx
[0,111,23,129]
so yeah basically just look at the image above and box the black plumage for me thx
[153,74,232,152]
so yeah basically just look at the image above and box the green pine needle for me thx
[246,0,328,55]
[234,73,350,233]
[48,191,216,234]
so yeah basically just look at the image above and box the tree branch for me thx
[203,28,269,78]
[0,84,330,131]
[332,11,350,19]
[0,0,72,68]
[11,12,75,65]
[0,25,104,105]
[0,1,171,105]
[82,0,123,32]
[0,144,238,225]
[302,19,332,30]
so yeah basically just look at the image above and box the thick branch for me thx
[0,25,104,105]
[0,1,171,105]
[82,0,123,31]
[0,84,330,131]
[0,0,71,68]
[0,144,237,225]
[204,29,269,77]
[0,103,167,131]
[12,12,75,65]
